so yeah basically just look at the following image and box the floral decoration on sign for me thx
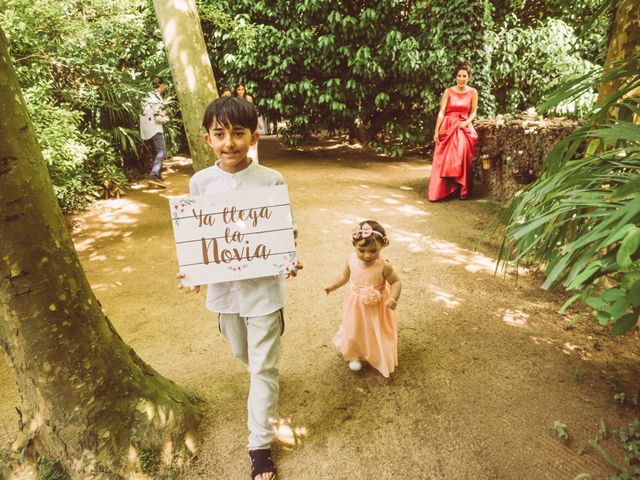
[227,264,249,272]
[172,197,197,227]
[273,252,298,276]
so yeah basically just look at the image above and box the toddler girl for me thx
[324,220,401,377]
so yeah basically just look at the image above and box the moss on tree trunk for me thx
[0,27,200,479]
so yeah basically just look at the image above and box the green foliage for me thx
[491,16,598,116]
[37,458,69,480]
[553,420,569,440]
[200,0,605,153]
[0,0,174,211]
[614,418,640,480]
[138,448,161,474]
[498,54,640,336]
[201,0,495,156]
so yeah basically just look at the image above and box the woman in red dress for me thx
[427,61,478,201]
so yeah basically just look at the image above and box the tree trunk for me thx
[0,28,200,479]
[153,0,218,172]
[597,0,640,103]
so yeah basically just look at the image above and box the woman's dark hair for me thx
[234,83,247,98]
[352,220,389,247]
[202,96,258,132]
[454,61,472,79]
[152,76,164,88]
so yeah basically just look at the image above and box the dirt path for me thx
[1,137,639,479]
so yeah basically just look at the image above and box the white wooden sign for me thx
[170,185,296,286]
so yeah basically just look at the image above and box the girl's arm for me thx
[324,261,350,294]
[460,89,478,128]
[382,262,401,310]
[433,89,449,143]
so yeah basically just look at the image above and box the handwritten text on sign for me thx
[170,185,296,286]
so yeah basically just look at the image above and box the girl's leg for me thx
[245,309,283,451]
[219,313,249,364]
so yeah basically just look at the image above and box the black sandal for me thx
[249,448,277,479]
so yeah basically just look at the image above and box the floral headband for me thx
[351,223,385,241]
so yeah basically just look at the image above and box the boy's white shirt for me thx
[139,91,167,140]
[189,160,286,317]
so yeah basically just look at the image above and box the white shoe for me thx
[348,360,362,371]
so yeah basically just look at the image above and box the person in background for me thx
[140,76,170,189]
[234,83,260,162]
[427,61,478,201]
[234,83,254,103]
[220,86,233,97]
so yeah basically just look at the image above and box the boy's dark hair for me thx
[202,97,258,132]
[454,61,472,79]
[352,220,389,247]
[152,76,164,88]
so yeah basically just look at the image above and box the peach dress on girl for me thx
[333,252,398,377]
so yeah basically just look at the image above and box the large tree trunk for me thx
[153,0,218,172]
[597,0,640,103]
[0,28,200,479]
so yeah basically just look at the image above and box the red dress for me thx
[427,87,478,201]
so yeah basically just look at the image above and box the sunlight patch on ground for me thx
[561,342,585,357]
[90,281,123,292]
[383,198,401,205]
[339,214,371,226]
[73,198,146,252]
[166,155,191,166]
[75,229,133,252]
[396,205,429,216]
[431,289,461,307]
[530,336,555,346]
[502,309,529,327]
[400,186,414,190]
[272,417,308,450]
[430,239,503,276]
[98,199,145,218]
[391,229,429,253]
[306,142,344,150]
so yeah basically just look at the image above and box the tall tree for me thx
[598,0,640,102]
[153,0,218,172]
[0,27,200,478]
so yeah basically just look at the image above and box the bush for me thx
[1,0,174,212]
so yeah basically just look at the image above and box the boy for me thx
[178,96,299,480]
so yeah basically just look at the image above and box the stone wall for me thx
[473,115,578,202]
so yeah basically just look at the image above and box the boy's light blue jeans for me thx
[148,132,167,179]
[219,310,282,451]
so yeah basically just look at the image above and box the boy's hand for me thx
[177,272,200,293]
[385,298,397,310]
[285,260,303,279]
